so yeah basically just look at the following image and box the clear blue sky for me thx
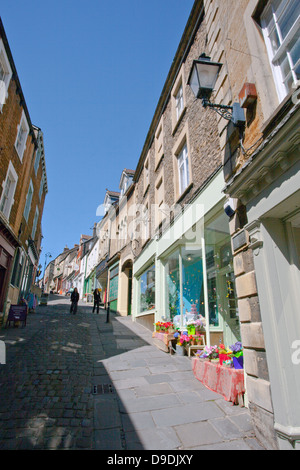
[1,0,195,268]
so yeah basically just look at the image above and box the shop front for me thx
[0,224,18,315]
[162,209,240,348]
[96,256,108,306]
[133,169,241,349]
[108,262,119,313]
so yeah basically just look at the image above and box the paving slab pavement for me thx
[0,295,269,451]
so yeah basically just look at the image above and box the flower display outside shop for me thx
[154,321,175,334]
[187,316,205,335]
[196,341,244,369]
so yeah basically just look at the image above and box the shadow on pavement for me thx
[0,294,149,450]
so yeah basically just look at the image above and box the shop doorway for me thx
[219,267,240,346]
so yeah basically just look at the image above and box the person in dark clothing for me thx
[70,288,79,314]
[93,288,101,314]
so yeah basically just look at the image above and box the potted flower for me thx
[195,334,204,346]
[229,341,243,369]
[174,331,191,356]
[199,345,219,362]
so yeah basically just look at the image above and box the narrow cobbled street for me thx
[0,295,267,451]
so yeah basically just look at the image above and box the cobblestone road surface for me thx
[0,295,268,450]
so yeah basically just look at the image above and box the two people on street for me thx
[93,288,101,314]
[70,287,79,314]
[69,287,102,315]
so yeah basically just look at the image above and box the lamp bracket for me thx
[202,99,245,127]
[202,99,233,121]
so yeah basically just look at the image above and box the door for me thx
[128,268,132,315]
[219,267,241,346]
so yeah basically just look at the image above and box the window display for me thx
[139,264,155,312]
[164,209,241,346]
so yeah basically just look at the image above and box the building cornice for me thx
[223,104,300,205]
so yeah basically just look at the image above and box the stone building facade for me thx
[0,18,47,317]
[131,0,299,450]
[202,0,300,450]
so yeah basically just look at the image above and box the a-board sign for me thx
[6,305,27,327]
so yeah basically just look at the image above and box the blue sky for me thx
[1,0,195,268]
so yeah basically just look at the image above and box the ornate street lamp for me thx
[187,53,245,127]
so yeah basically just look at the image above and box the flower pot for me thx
[176,344,185,356]
[188,326,196,335]
[233,355,243,369]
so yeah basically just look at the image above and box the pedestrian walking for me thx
[70,287,79,314]
[92,288,101,314]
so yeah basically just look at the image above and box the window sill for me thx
[261,90,295,137]
[175,182,193,204]
[172,107,187,136]
[136,309,156,317]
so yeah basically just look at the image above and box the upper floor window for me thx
[31,206,39,240]
[261,0,300,101]
[171,65,187,133]
[0,39,13,111]
[155,117,164,170]
[177,143,190,195]
[39,176,45,200]
[0,162,18,220]
[15,111,29,161]
[144,154,150,195]
[23,180,33,222]
[175,84,184,120]
[34,149,41,175]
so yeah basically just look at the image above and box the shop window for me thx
[109,264,119,311]
[164,209,241,346]
[11,248,24,288]
[139,264,155,313]
[204,210,240,346]
[165,247,204,323]
[261,0,300,101]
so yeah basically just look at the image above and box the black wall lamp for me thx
[187,54,245,128]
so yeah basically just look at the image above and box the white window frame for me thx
[0,39,13,112]
[23,179,33,222]
[261,0,300,101]
[0,161,18,220]
[175,84,184,120]
[34,148,41,175]
[31,206,39,240]
[144,154,150,195]
[39,177,44,200]
[15,110,29,161]
[177,143,190,195]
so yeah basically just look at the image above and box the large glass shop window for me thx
[164,209,241,346]
[204,210,240,345]
[166,247,204,322]
[139,264,155,312]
